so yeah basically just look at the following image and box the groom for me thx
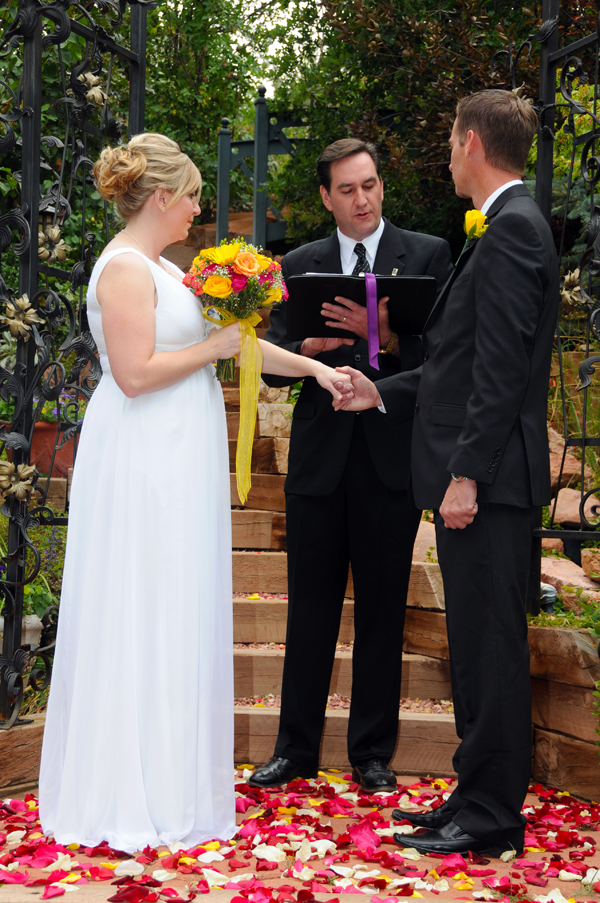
[335,90,558,854]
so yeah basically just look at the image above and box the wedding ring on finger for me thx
[343,317,347,322]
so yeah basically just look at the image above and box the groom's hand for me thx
[332,366,381,411]
[440,479,478,529]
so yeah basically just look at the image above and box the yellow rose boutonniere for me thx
[464,209,488,240]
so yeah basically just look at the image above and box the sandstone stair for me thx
[228,375,457,775]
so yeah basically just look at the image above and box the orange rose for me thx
[234,251,261,277]
[203,275,233,299]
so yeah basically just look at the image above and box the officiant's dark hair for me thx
[455,90,538,175]
[317,139,381,192]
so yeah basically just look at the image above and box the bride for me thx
[39,132,352,853]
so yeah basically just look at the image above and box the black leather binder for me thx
[284,274,437,339]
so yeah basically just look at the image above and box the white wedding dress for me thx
[39,248,236,852]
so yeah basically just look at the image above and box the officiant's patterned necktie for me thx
[352,243,371,276]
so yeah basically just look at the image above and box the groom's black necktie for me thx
[352,243,371,276]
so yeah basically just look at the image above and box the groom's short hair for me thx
[455,90,538,175]
[317,139,381,192]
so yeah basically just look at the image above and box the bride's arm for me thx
[98,253,241,397]
[258,338,353,404]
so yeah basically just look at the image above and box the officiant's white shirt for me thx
[338,218,385,274]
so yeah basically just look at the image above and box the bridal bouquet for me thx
[183,240,287,504]
[184,239,287,382]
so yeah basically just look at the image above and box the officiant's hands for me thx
[300,336,354,357]
[321,295,392,346]
[331,366,381,411]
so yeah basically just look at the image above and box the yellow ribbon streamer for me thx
[202,305,263,505]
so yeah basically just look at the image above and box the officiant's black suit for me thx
[263,218,453,768]
[378,185,559,845]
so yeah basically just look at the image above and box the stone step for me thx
[233,598,450,656]
[234,647,452,699]
[232,510,287,550]
[234,706,458,775]
[232,552,445,607]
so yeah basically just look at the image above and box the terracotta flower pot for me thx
[29,422,76,477]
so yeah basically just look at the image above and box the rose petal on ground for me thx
[114,859,145,877]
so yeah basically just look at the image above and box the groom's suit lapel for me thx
[422,184,530,334]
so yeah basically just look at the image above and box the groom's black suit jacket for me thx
[263,219,453,496]
[378,185,558,509]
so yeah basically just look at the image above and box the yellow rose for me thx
[234,251,261,277]
[464,209,488,240]
[265,286,282,304]
[256,253,273,271]
[203,275,233,299]
[206,243,240,266]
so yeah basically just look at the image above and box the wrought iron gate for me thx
[532,0,600,589]
[0,0,152,729]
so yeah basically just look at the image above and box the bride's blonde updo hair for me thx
[93,132,201,220]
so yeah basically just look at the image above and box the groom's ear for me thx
[320,184,333,211]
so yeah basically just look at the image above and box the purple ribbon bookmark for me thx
[365,272,379,371]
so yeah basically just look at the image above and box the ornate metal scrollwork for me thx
[0,0,148,727]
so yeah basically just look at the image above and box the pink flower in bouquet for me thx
[231,272,249,293]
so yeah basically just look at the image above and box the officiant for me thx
[249,138,453,793]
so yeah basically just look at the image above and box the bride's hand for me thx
[314,364,355,406]
[205,322,241,360]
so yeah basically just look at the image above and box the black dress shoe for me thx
[247,756,317,788]
[394,818,523,857]
[351,759,397,793]
[392,800,454,829]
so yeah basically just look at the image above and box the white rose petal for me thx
[6,831,26,844]
[533,890,572,903]
[355,868,380,878]
[472,893,497,902]
[397,847,422,860]
[227,873,256,883]
[296,838,312,863]
[331,865,355,878]
[295,866,315,880]
[294,809,314,816]
[388,877,416,889]
[557,869,581,881]
[310,839,337,857]
[414,879,433,890]
[51,884,78,893]
[253,843,287,863]
[43,855,77,872]
[329,782,349,794]
[152,869,176,881]
[202,868,228,887]
[340,792,360,802]
[391,825,416,835]
[500,849,517,862]
[168,842,190,854]
[114,859,145,877]
[242,769,254,781]
[197,851,224,863]
[433,879,450,892]
[583,867,600,885]
[332,877,357,889]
